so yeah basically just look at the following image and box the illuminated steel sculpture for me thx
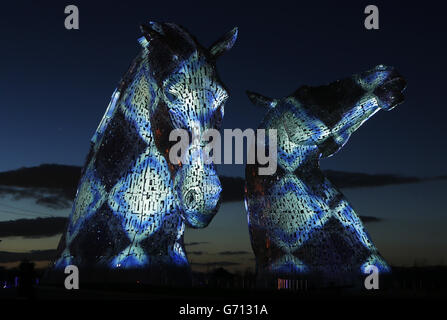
[245,65,406,286]
[52,22,238,283]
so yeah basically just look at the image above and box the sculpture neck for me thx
[277,143,321,173]
[91,50,159,149]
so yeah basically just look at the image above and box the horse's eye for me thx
[165,90,177,102]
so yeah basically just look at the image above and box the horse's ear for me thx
[246,91,277,109]
[139,21,164,45]
[209,27,238,58]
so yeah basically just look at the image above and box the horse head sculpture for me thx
[245,65,406,286]
[52,22,237,284]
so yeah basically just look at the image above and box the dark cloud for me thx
[0,164,80,196]
[218,251,250,255]
[35,196,72,209]
[0,249,57,263]
[0,217,67,238]
[2,164,443,206]
[188,251,206,255]
[221,171,446,201]
[191,261,241,267]
[0,213,382,240]
[0,164,79,209]
[184,242,209,246]
[0,186,72,210]
[360,216,383,223]
[0,185,42,199]
[324,170,426,189]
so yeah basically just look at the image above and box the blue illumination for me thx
[53,22,238,281]
[245,65,406,285]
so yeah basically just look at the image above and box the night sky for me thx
[0,1,446,271]
[1,0,445,177]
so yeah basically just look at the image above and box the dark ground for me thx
[1,266,446,301]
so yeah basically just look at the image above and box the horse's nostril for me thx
[184,187,199,208]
